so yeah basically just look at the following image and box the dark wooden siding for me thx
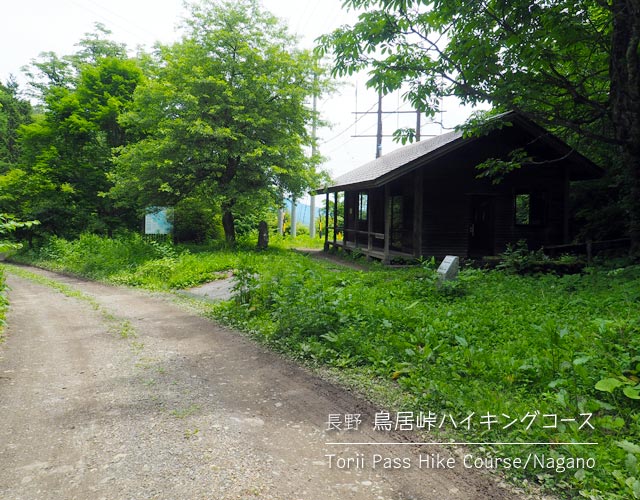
[419,129,570,260]
[341,125,574,261]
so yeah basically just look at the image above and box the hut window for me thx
[358,192,368,221]
[515,192,545,226]
[515,194,531,225]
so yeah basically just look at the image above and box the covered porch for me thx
[317,170,424,264]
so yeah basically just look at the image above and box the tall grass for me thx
[215,252,640,499]
[13,231,307,290]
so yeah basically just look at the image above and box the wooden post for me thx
[367,191,373,253]
[324,192,329,250]
[333,191,338,246]
[257,221,269,250]
[290,198,297,238]
[383,183,391,264]
[413,169,424,258]
[309,194,316,238]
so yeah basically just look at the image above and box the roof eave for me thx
[314,180,375,195]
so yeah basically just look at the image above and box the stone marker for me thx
[437,255,459,282]
[257,220,269,250]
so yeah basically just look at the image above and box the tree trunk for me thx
[221,206,236,246]
[610,0,640,257]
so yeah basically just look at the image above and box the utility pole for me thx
[352,86,436,159]
[376,89,383,158]
[310,193,316,238]
[309,72,318,238]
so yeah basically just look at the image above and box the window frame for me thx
[514,191,545,227]
[358,192,368,222]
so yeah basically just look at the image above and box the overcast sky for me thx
[2,0,475,181]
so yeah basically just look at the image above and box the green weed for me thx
[14,232,241,290]
[170,404,200,419]
[184,428,200,439]
[214,251,640,498]
[11,235,640,498]
[119,320,137,339]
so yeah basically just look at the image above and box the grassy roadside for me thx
[12,233,640,499]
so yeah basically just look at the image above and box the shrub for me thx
[172,198,223,243]
[15,232,167,278]
[497,240,585,275]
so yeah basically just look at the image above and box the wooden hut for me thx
[315,111,603,263]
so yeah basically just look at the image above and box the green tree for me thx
[111,0,325,244]
[0,78,32,171]
[22,23,128,101]
[317,0,640,255]
[1,27,144,237]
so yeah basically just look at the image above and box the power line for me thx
[295,0,321,35]
[320,98,378,145]
[64,0,179,49]
[324,105,412,157]
[86,0,163,39]
[324,93,415,156]
[65,0,143,45]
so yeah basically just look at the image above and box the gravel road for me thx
[0,265,535,499]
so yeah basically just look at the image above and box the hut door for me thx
[390,194,413,252]
[469,196,495,256]
[390,195,404,251]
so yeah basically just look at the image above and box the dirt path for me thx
[0,265,532,500]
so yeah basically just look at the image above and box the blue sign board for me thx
[144,207,172,235]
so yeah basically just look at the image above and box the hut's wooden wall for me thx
[419,129,569,259]
[341,126,572,261]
